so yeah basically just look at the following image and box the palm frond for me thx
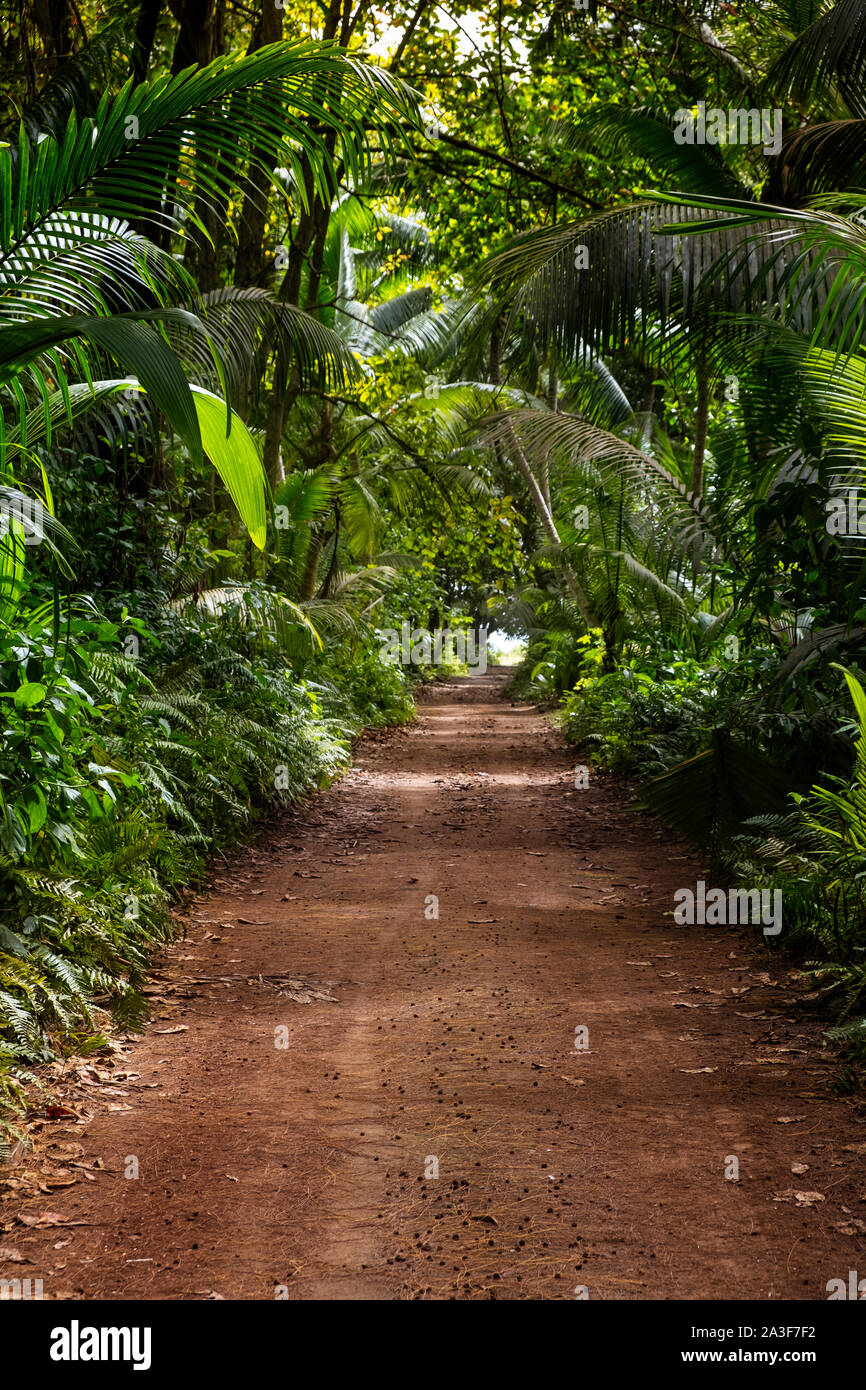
[554,107,752,199]
[769,0,866,116]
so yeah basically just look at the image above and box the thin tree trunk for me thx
[691,368,710,500]
[299,531,325,601]
[263,388,289,489]
[490,323,596,626]
[33,0,75,60]
[389,0,430,73]
[258,1,343,484]
[178,0,224,289]
[234,1,283,289]
[539,359,557,512]
[130,0,162,82]
[504,422,598,629]
[145,0,217,246]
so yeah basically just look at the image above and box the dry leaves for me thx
[15,1211,92,1228]
[773,1190,825,1207]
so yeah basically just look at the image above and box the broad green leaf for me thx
[84,318,202,466]
[13,680,47,710]
[17,784,47,834]
[0,924,27,956]
[190,386,268,550]
[0,310,205,466]
[832,663,866,735]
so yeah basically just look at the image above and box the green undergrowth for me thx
[0,597,414,1150]
[516,633,866,1079]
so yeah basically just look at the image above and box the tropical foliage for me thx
[6,0,866,1132]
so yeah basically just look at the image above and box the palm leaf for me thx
[769,0,866,116]
[1,42,416,253]
[555,107,752,199]
[639,730,791,866]
[189,387,269,550]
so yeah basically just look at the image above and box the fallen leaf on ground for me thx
[39,1175,78,1191]
[16,1212,90,1228]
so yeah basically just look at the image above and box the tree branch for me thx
[430,131,602,209]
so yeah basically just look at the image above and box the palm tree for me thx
[0,40,417,568]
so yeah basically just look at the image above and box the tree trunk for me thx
[170,0,216,72]
[691,368,710,500]
[33,0,75,60]
[299,532,324,601]
[490,322,596,626]
[175,0,224,289]
[130,0,162,83]
[257,0,343,484]
[144,0,218,246]
[504,422,598,629]
[263,387,289,489]
[234,1,283,289]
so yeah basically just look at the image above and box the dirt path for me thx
[3,670,865,1300]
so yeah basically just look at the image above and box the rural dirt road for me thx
[2,669,865,1299]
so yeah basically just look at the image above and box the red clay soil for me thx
[2,669,865,1300]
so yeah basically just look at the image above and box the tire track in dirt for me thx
[2,670,865,1299]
